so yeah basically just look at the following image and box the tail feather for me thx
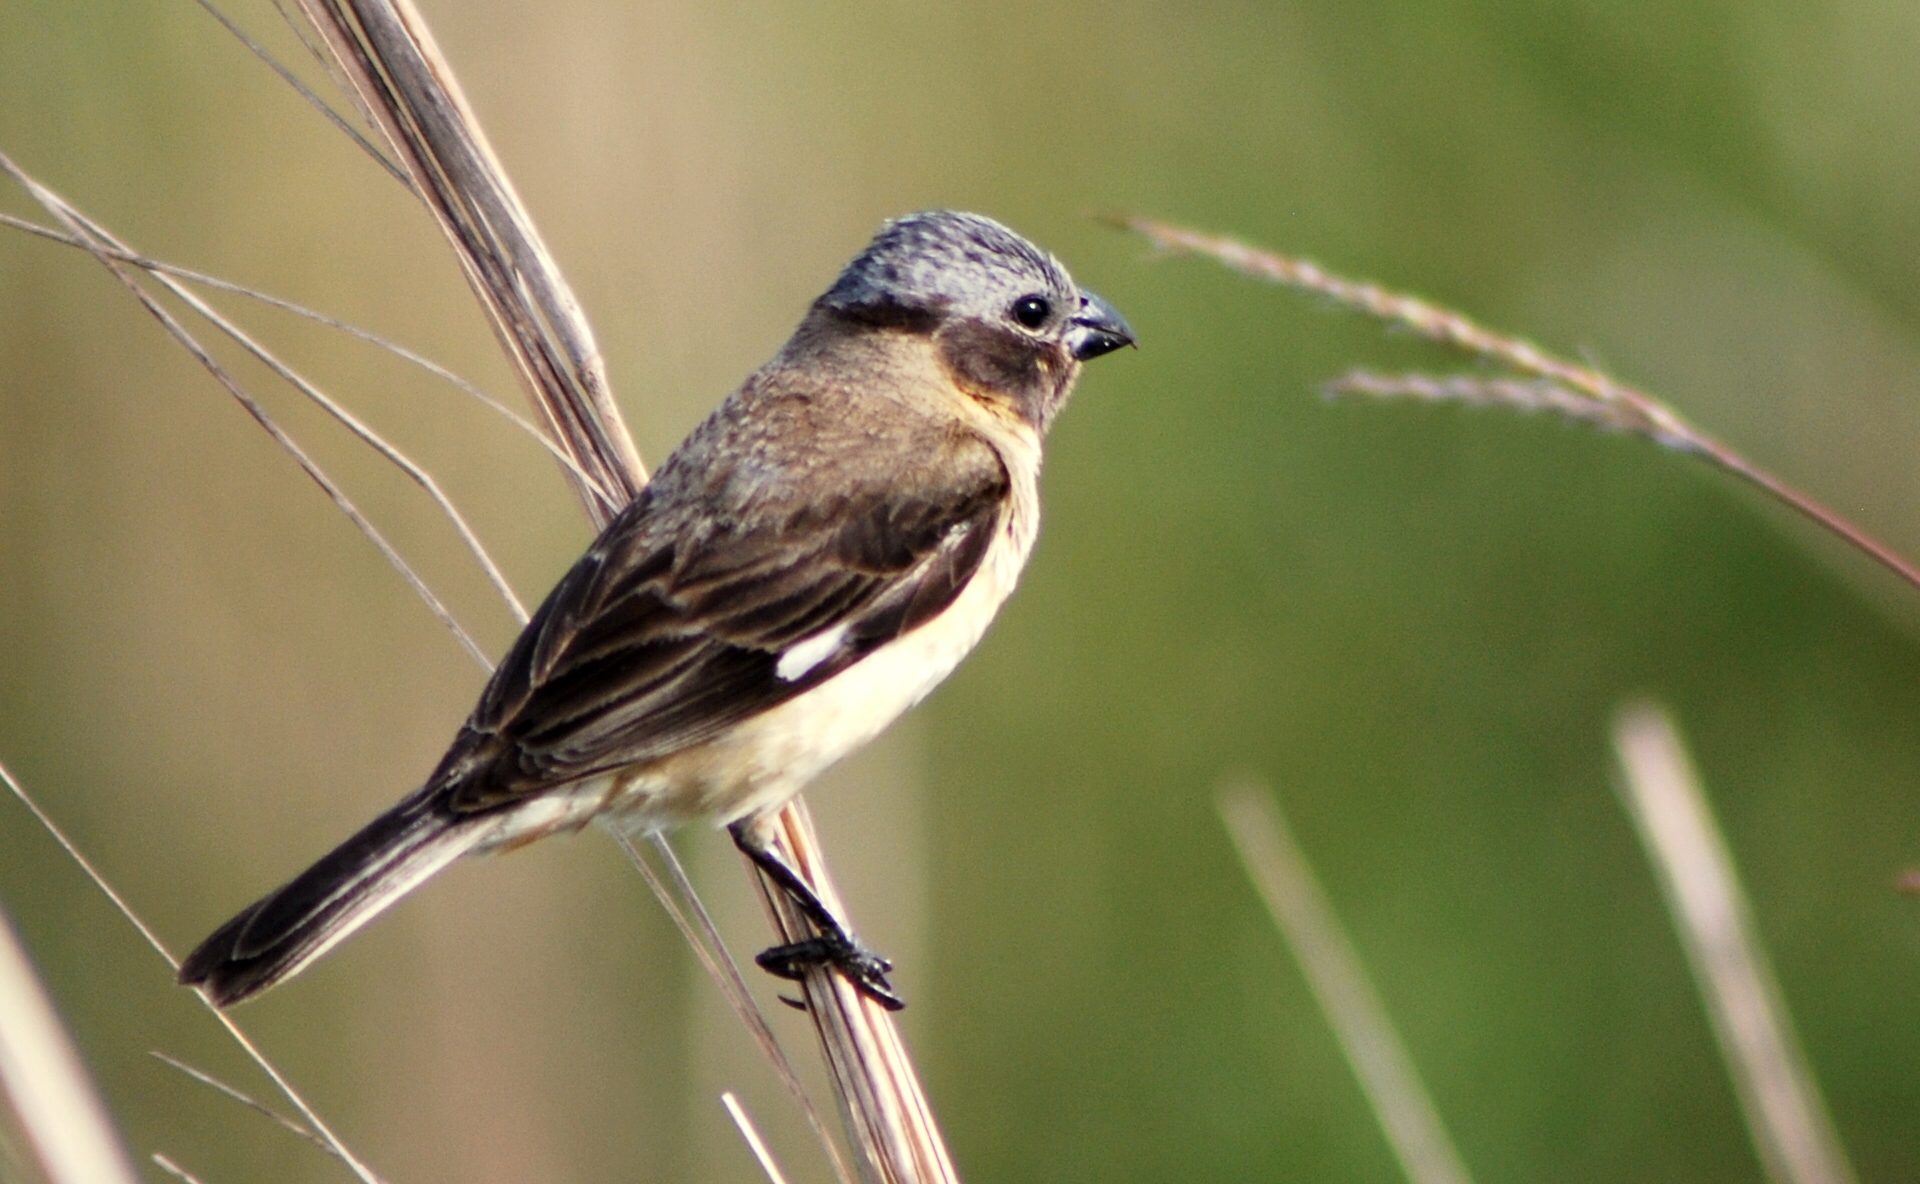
[179,795,475,1006]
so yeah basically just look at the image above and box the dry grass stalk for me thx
[0,150,497,670]
[1218,781,1475,1184]
[752,801,960,1184]
[0,906,142,1184]
[151,1052,342,1161]
[1325,371,1686,444]
[1122,216,1920,595]
[0,210,602,500]
[28,192,533,619]
[1611,703,1857,1184]
[283,2,957,1179]
[188,0,405,179]
[290,0,642,525]
[612,833,859,1184]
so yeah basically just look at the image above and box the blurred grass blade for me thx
[0,760,385,1184]
[150,1153,208,1184]
[0,906,142,1184]
[1121,216,1920,597]
[1219,780,1475,1184]
[1611,702,1858,1184]
[723,1091,794,1184]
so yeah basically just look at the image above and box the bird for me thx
[178,210,1133,1009]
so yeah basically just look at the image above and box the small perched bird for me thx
[179,210,1132,1009]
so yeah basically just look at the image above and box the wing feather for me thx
[436,425,1009,812]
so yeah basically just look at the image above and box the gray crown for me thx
[822,210,1077,324]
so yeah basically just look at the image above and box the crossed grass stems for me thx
[0,4,1908,1182]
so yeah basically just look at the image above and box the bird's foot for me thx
[755,930,904,1011]
[729,818,907,1010]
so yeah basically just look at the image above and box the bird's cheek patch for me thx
[936,321,1051,425]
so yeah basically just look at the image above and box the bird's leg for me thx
[728,820,905,1011]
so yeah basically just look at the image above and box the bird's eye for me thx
[1010,295,1051,329]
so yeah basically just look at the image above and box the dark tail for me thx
[179,794,476,1007]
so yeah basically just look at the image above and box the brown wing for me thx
[432,431,1009,812]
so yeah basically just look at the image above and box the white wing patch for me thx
[776,623,850,682]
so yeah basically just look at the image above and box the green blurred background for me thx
[4,1,1919,1181]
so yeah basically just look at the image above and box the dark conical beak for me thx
[1067,290,1135,361]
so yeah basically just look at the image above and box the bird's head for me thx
[818,210,1133,431]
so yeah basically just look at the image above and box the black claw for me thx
[730,821,908,1010]
[755,934,905,1011]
